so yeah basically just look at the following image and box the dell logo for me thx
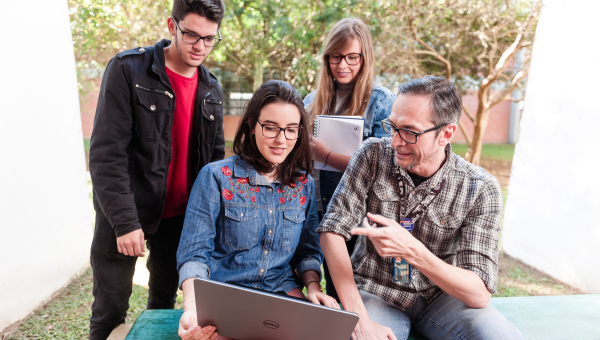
[263,320,279,329]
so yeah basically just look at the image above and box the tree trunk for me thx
[468,105,491,165]
[252,64,264,91]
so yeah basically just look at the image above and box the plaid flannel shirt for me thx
[317,138,503,311]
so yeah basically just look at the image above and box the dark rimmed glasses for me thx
[256,120,302,140]
[172,17,222,47]
[382,118,446,144]
[327,53,363,66]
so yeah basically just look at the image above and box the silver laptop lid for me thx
[194,278,358,340]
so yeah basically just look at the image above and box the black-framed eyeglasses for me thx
[256,120,302,140]
[327,53,363,66]
[172,17,222,47]
[382,118,446,144]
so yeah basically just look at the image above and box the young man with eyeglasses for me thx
[319,76,524,340]
[88,0,225,338]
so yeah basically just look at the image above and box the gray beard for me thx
[399,142,439,171]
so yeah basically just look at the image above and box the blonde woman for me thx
[304,18,395,301]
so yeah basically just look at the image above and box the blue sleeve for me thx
[370,92,396,138]
[303,91,317,108]
[292,175,323,280]
[176,164,221,288]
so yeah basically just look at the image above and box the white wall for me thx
[502,0,600,293]
[0,0,93,331]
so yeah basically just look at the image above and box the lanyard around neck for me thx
[396,166,446,223]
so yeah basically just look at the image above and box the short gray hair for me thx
[397,76,462,127]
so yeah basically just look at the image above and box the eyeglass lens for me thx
[262,124,301,140]
[383,121,417,143]
[328,54,362,65]
[182,33,219,47]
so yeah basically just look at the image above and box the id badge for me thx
[393,218,414,283]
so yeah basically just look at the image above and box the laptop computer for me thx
[194,278,359,340]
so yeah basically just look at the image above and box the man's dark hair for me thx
[172,0,225,26]
[233,80,313,186]
[397,76,462,127]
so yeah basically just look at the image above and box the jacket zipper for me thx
[197,88,218,170]
[135,84,174,99]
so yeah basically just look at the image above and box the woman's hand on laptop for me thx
[306,283,341,309]
[178,309,218,340]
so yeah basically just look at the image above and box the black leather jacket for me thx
[89,39,225,237]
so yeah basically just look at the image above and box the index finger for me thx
[350,227,383,237]
[366,212,399,228]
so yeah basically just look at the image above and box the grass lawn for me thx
[451,143,515,161]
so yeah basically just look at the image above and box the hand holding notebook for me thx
[313,115,364,172]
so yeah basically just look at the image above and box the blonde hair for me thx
[308,18,375,124]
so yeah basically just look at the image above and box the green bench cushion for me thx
[125,295,600,340]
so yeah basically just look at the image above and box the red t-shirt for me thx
[162,66,199,218]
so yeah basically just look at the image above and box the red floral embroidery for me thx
[299,196,307,205]
[299,174,308,184]
[279,197,286,205]
[251,196,256,203]
[237,177,249,184]
[255,187,260,193]
[238,191,245,194]
[221,166,232,177]
[249,187,255,192]
[289,183,297,188]
[292,195,297,198]
[222,189,233,201]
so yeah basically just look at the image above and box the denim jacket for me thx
[177,155,322,294]
[304,84,395,212]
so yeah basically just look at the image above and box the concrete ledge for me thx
[108,323,133,340]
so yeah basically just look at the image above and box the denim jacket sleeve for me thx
[177,164,221,288]
[366,86,396,139]
[292,175,323,280]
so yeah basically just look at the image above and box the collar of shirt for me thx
[232,156,281,186]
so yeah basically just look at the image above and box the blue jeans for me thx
[360,290,524,340]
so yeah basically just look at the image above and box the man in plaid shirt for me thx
[318,76,523,340]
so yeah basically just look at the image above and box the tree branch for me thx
[489,68,528,107]
[462,103,475,123]
[411,19,452,79]
[458,120,472,147]
[483,1,541,88]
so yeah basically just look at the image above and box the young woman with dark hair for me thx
[176,80,339,340]
[304,18,396,301]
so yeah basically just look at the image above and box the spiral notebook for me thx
[314,115,364,172]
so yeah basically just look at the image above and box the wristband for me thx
[323,151,333,168]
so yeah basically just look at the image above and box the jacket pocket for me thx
[282,208,305,251]
[224,205,259,250]
[202,97,222,143]
[371,184,402,219]
[135,86,171,140]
